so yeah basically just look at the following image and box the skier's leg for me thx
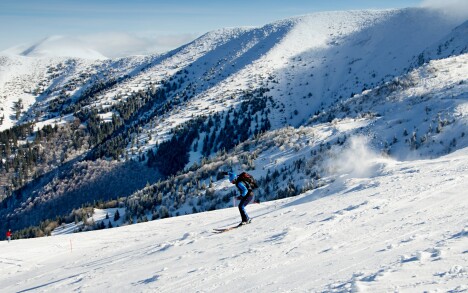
[244,193,253,221]
[238,199,247,222]
[238,193,253,222]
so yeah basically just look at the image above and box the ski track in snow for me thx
[0,149,467,292]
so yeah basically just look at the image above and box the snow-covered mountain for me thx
[0,9,462,134]
[0,9,467,289]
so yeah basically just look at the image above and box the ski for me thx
[213,224,242,233]
[213,220,252,233]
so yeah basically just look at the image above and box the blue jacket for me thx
[228,172,249,197]
[236,181,249,197]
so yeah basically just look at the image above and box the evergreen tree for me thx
[113,210,120,221]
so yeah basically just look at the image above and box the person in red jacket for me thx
[6,229,11,242]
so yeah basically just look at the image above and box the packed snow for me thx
[0,146,467,292]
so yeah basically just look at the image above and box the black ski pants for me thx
[238,191,253,222]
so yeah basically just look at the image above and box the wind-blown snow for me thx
[0,148,467,292]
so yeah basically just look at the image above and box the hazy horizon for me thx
[1,0,466,58]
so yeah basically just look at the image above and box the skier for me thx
[6,229,11,242]
[228,172,254,225]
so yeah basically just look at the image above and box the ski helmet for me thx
[228,172,237,182]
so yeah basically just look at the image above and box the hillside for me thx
[0,147,466,292]
[0,8,467,239]
[51,52,468,234]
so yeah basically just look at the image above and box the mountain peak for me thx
[2,35,107,60]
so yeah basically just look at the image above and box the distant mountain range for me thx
[1,35,107,60]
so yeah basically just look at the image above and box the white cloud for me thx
[420,0,468,19]
[77,32,198,58]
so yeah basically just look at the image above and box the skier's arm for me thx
[237,182,249,197]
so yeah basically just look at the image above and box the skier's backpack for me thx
[237,172,258,190]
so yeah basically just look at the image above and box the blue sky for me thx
[0,0,462,57]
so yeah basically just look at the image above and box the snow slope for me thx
[0,53,154,131]
[308,53,468,159]
[0,55,98,130]
[0,147,467,292]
